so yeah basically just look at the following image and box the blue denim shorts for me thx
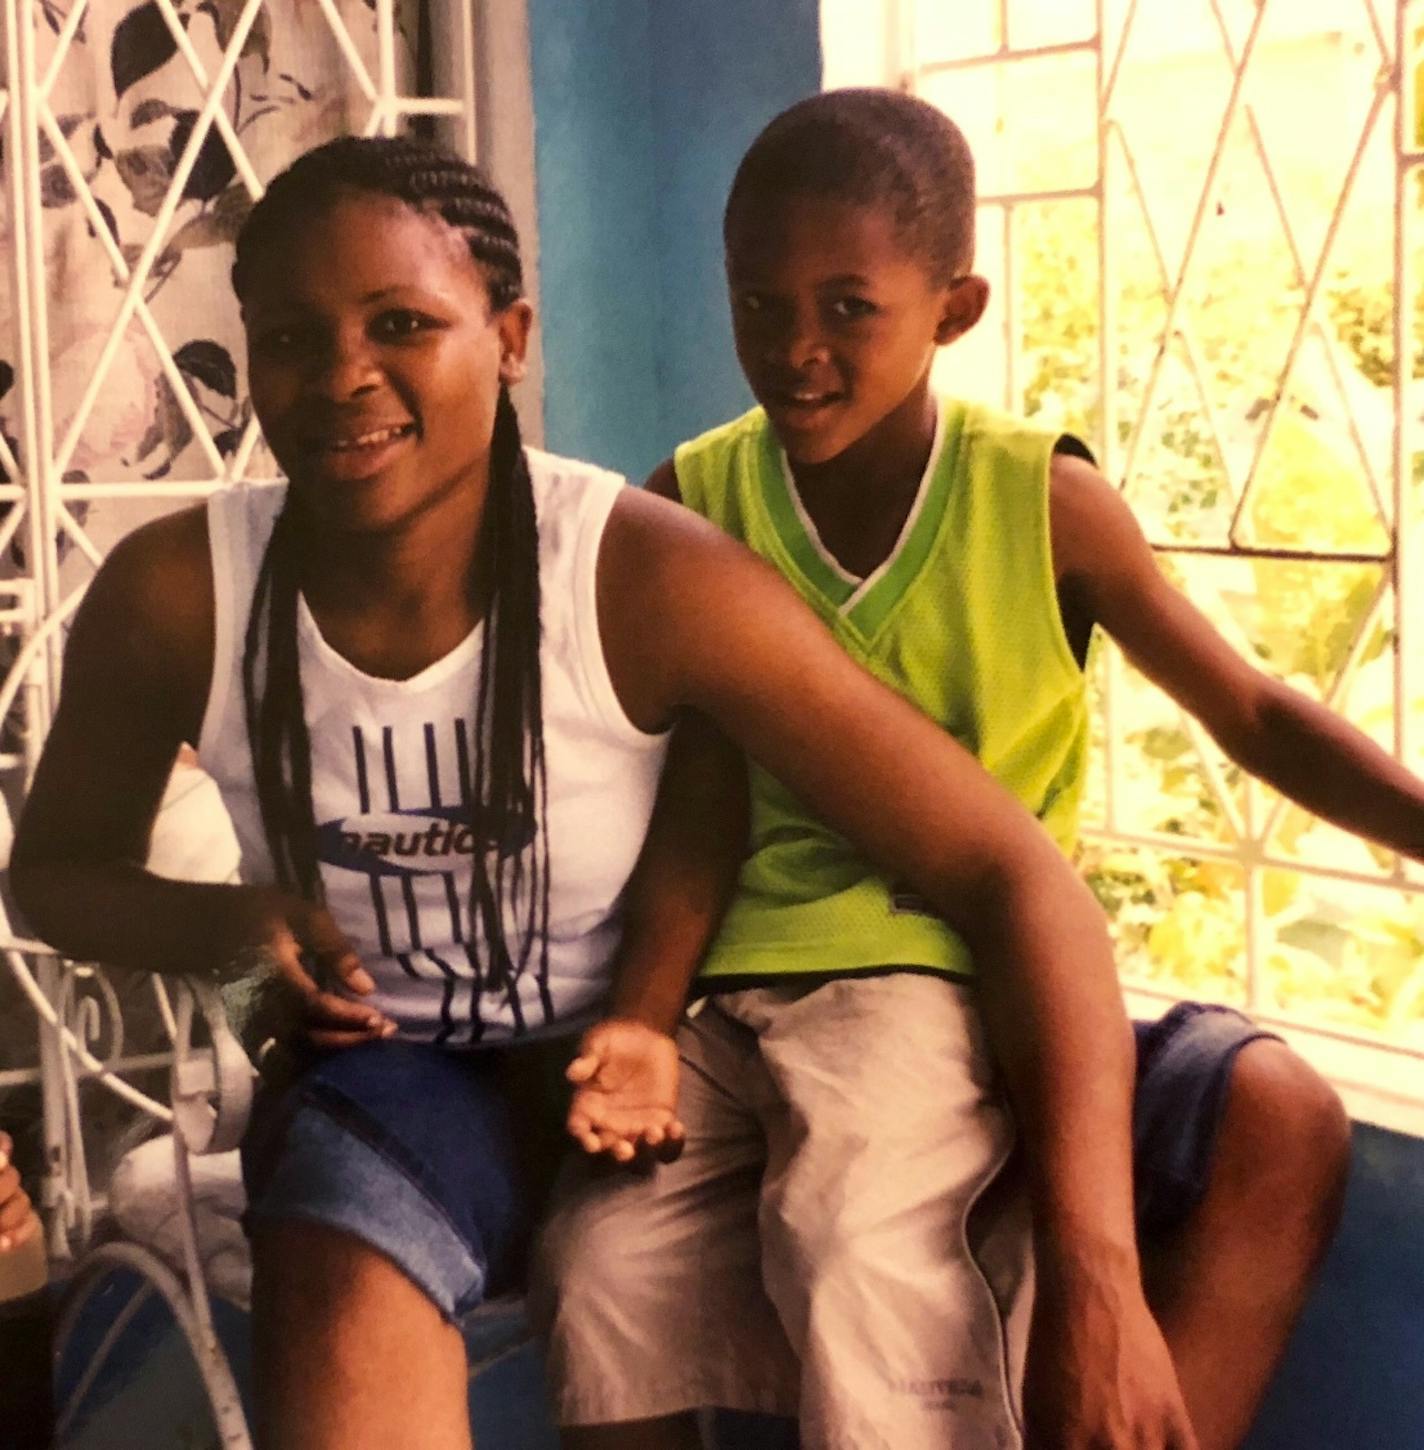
[242,1002,1272,1323]
[240,1037,575,1323]
[1132,1001,1280,1238]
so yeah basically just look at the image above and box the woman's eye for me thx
[254,325,307,357]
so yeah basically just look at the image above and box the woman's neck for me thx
[293,475,494,680]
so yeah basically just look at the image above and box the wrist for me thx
[208,886,286,976]
[1032,1216,1142,1291]
[606,979,688,1036]
[595,1007,680,1040]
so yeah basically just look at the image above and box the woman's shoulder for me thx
[88,503,214,674]
[62,503,215,744]
[95,503,212,626]
[523,445,626,501]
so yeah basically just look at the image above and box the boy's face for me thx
[725,191,984,466]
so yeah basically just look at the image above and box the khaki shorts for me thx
[529,974,1031,1450]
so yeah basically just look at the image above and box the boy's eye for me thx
[373,310,436,340]
[827,296,876,321]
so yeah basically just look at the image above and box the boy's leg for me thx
[1132,1009,1350,1450]
[729,975,1028,1450]
[529,1003,799,1444]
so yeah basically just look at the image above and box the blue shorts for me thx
[241,1002,1274,1322]
[1132,1001,1279,1238]
[240,1037,575,1323]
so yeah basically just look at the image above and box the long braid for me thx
[232,137,549,1019]
[241,504,323,902]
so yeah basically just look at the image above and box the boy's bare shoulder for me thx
[1047,451,1153,589]
[642,457,682,503]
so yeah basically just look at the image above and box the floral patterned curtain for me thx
[1,0,422,572]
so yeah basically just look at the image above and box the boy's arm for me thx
[565,458,751,1160]
[566,711,749,1160]
[1052,454,1424,859]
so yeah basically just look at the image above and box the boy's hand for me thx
[0,1133,41,1255]
[1024,1249,1199,1450]
[566,1018,685,1165]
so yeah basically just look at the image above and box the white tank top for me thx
[197,451,670,1046]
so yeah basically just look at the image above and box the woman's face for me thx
[241,188,530,536]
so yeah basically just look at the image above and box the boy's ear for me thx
[497,298,535,385]
[934,275,990,346]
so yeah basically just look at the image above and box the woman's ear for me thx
[497,299,535,385]
[934,275,990,346]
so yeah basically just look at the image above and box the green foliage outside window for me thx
[998,61,1424,1040]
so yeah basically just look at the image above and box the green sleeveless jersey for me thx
[674,397,1089,982]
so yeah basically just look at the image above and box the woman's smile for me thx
[301,418,418,482]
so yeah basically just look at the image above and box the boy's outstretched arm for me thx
[564,460,752,1163]
[1053,453,1424,858]
[566,710,749,1161]
[599,487,1198,1449]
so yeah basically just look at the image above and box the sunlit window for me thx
[826,0,1424,1115]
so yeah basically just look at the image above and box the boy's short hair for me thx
[724,88,977,283]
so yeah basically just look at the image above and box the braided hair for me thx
[231,136,550,1029]
[725,88,978,284]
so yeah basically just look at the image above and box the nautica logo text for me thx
[315,806,534,876]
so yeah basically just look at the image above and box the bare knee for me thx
[1214,1041,1350,1242]
[253,1218,415,1318]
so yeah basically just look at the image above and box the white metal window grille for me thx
[0,0,480,1259]
[885,0,1424,1121]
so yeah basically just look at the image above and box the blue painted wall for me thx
[1244,1123,1424,1449]
[527,0,821,481]
[524,0,661,478]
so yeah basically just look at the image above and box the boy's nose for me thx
[771,320,830,371]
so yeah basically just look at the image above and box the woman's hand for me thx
[226,888,396,1050]
[566,1017,685,1164]
[1023,1244,1199,1450]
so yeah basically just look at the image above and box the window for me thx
[826,0,1424,1128]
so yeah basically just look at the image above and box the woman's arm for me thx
[10,511,386,1043]
[0,1132,40,1257]
[597,486,1194,1449]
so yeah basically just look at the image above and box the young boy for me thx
[534,90,1409,1450]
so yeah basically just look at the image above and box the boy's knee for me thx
[1218,1040,1350,1213]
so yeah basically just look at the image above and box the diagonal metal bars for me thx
[907,0,1424,1073]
